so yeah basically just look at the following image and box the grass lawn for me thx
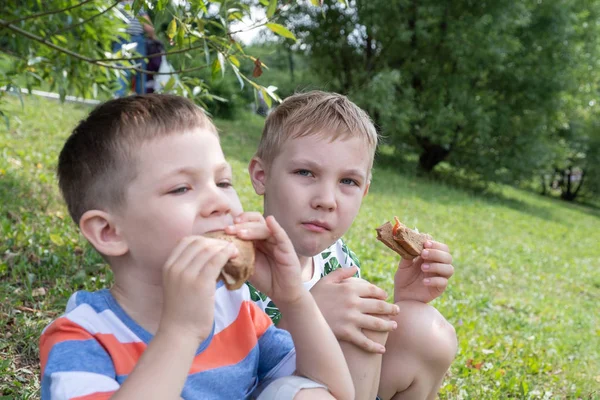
[1,96,599,399]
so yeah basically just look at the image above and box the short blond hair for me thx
[256,91,379,171]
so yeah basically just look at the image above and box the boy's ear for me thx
[363,181,370,198]
[79,210,128,257]
[248,157,267,195]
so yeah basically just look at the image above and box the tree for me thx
[282,0,600,190]
[0,0,296,118]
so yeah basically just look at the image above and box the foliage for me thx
[0,0,297,115]
[281,0,600,200]
[2,95,599,399]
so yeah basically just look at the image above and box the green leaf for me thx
[310,0,321,5]
[176,24,186,47]
[49,234,64,246]
[265,23,296,41]
[167,18,178,40]
[259,0,269,5]
[267,0,278,18]
[162,76,177,92]
[228,55,240,68]
[211,57,222,81]
[261,88,272,109]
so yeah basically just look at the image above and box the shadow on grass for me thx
[373,152,600,224]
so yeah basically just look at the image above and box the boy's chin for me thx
[294,239,330,258]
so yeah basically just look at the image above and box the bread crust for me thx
[375,218,432,259]
[203,231,255,290]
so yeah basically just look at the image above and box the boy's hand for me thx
[394,240,454,303]
[158,236,238,343]
[226,213,305,305]
[310,267,399,353]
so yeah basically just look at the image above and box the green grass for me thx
[1,96,599,399]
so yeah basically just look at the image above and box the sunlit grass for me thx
[1,96,598,399]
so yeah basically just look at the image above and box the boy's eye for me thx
[169,186,190,194]
[295,169,313,177]
[217,181,233,188]
[341,178,359,186]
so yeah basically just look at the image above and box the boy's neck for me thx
[298,255,314,282]
[110,266,164,335]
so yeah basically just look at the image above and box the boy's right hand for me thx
[157,236,239,343]
[310,267,400,353]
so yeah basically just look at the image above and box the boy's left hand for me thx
[394,240,454,303]
[225,212,304,305]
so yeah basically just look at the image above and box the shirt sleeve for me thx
[40,317,119,400]
[248,302,296,383]
[246,282,282,325]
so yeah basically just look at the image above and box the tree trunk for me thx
[418,142,450,172]
[560,168,585,202]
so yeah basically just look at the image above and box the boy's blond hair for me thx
[256,91,379,171]
[58,94,216,225]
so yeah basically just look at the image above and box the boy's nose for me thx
[311,185,337,212]
[199,185,232,217]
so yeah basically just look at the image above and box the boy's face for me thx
[256,134,371,258]
[116,128,243,270]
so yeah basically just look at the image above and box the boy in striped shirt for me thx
[40,94,354,400]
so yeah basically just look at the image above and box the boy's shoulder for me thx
[40,290,145,362]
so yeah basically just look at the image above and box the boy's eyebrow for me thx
[161,162,232,179]
[290,159,367,180]
[214,162,233,175]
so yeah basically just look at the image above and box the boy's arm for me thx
[112,237,237,399]
[232,215,354,400]
[42,237,236,400]
[276,291,355,400]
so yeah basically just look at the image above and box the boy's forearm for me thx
[111,330,198,400]
[277,293,355,400]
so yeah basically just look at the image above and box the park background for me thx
[1,1,599,398]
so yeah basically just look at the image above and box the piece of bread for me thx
[375,217,432,259]
[203,231,255,290]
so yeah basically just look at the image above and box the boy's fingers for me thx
[351,279,388,300]
[359,299,400,316]
[227,222,270,240]
[265,216,295,253]
[422,262,454,278]
[423,277,449,290]
[356,314,398,333]
[234,212,265,224]
[424,240,450,253]
[194,243,238,282]
[421,248,452,264]
[164,236,198,272]
[345,331,386,354]
[322,266,358,283]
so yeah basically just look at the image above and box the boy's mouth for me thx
[302,220,331,232]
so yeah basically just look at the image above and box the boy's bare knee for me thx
[390,301,457,369]
[294,387,334,400]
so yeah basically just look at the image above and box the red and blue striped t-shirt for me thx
[40,282,296,399]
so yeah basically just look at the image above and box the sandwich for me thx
[203,231,255,290]
[375,217,432,259]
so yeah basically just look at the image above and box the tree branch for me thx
[6,0,96,25]
[0,18,207,75]
[91,42,206,62]
[50,1,120,36]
